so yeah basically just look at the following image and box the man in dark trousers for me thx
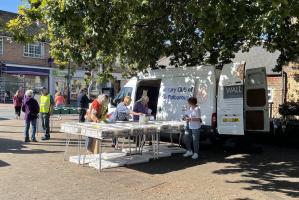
[77,88,90,122]
[40,87,54,140]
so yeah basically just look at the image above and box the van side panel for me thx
[156,77,195,121]
[194,69,216,126]
[152,66,216,126]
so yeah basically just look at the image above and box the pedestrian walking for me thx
[13,90,23,119]
[22,90,40,142]
[55,91,65,108]
[77,88,89,122]
[183,97,202,160]
[39,87,54,140]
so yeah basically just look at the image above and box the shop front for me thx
[51,69,87,103]
[3,65,50,102]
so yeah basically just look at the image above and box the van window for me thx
[112,87,133,106]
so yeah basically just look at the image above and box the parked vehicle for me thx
[217,63,269,135]
[109,62,270,138]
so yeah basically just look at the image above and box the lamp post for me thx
[67,61,71,105]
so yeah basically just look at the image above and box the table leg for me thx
[98,139,102,171]
[170,132,173,145]
[128,135,131,155]
[156,132,160,159]
[152,134,156,159]
[157,132,160,158]
[82,130,87,167]
[139,133,144,155]
[138,134,142,154]
[135,134,138,153]
[142,134,146,154]
[64,133,70,161]
[178,131,182,147]
[78,135,82,165]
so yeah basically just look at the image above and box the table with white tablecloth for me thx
[60,121,186,170]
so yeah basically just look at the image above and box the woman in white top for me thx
[183,97,202,159]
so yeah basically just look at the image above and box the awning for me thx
[4,66,50,76]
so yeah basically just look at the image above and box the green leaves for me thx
[6,0,299,76]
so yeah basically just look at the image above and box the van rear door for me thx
[244,67,269,132]
[156,77,195,121]
[217,62,245,135]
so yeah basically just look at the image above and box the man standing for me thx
[40,87,54,140]
[77,88,89,122]
[22,90,40,142]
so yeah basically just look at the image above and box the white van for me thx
[110,65,219,136]
[110,63,270,137]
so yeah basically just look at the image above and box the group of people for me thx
[82,93,202,160]
[14,86,202,159]
[81,94,150,151]
[13,87,54,142]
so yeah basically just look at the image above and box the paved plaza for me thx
[0,104,299,200]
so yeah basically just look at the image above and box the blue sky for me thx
[0,0,24,13]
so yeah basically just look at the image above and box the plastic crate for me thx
[53,107,61,115]
[61,107,70,114]
[70,107,78,114]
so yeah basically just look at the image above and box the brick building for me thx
[0,10,125,103]
[233,46,299,118]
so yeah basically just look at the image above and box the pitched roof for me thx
[0,10,18,36]
[0,10,41,37]
[233,46,280,74]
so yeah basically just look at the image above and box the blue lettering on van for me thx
[163,95,191,101]
[162,86,194,100]
[163,87,194,93]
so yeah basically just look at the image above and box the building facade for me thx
[0,10,125,103]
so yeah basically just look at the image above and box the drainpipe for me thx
[282,71,288,104]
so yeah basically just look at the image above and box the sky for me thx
[0,0,24,13]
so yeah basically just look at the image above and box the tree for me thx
[6,0,299,75]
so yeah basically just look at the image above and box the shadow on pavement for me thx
[0,160,10,167]
[0,117,10,121]
[128,143,299,199]
[0,124,25,128]
[127,154,205,174]
[213,153,299,199]
[0,138,63,154]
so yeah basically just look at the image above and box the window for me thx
[268,88,274,103]
[24,43,44,58]
[112,87,133,106]
[0,37,3,54]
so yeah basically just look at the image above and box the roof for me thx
[157,46,281,75]
[0,10,18,36]
[0,10,41,37]
[233,46,280,75]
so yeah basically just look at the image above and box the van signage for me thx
[223,85,243,99]
[162,86,194,101]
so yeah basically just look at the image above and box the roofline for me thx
[0,10,18,15]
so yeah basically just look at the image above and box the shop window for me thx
[24,42,44,58]
[0,37,3,54]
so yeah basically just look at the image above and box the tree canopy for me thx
[6,0,299,76]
